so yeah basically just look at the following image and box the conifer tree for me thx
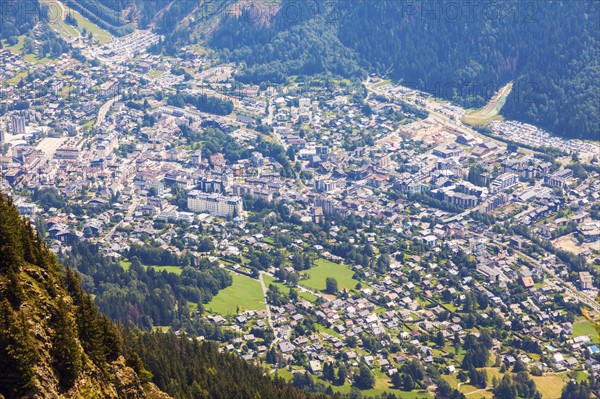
[51,298,82,390]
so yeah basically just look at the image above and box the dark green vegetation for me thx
[65,0,199,40]
[8,1,597,138]
[0,193,141,397]
[62,0,136,36]
[61,242,233,334]
[0,0,68,59]
[168,91,234,116]
[210,2,364,84]
[0,1,43,44]
[122,330,328,399]
[560,380,594,399]
[206,0,599,139]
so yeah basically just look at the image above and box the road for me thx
[100,197,138,243]
[258,272,274,330]
[261,269,330,302]
[95,96,120,128]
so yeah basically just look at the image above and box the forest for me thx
[62,0,136,36]
[121,330,330,399]
[0,194,129,397]
[0,1,43,44]
[210,3,365,84]
[60,242,233,333]
[207,0,599,140]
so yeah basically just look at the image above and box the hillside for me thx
[204,0,599,140]
[121,330,331,399]
[0,193,157,398]
[0,1,44,43]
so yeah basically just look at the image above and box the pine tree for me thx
[51,298,82,390]
[0,304,39,397]
[435,330,446,347]
[401,373,415,391]
[266,347,278,365]
[323,361,335,382]
[0,195,24,274]
[100,314,122,361]
[355,363,375,389]
[337,363,348,385]
[78,295,106,365]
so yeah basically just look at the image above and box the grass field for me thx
[325,373,433,398]
[262,274,318,301]
[42,0,113,45]
[3,35,56,65]
[573,317,600,342]
[6,71,28,85]
[442,374,492,398]
[532,375,565,399]
[483,368,566,399]
[119,259,183,275]
[263,274,286,292]
[3,35,26,54]
[371,79,391,89]
[207,273,265,315]
[300,259,359,293]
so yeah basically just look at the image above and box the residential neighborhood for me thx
[1,23,599,399]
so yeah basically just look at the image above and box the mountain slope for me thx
[0,193,156,398]
[121,330,331,399]
[0,1,44,44]
[204,0,599,140]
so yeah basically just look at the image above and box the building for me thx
[433,143,463,158]
[191,150,202,166]
[490,173,519,193]
[544,169,573,188]
[187,190,243,217]
[313,206,324,224]
[54,147,80,160]
[579,272,594,290]
[210,153,225,167]
[471,141,500,158]
[479,193,508,213]
[100,80,119,97]
[578,222,600,243]
[315,179,337,192]
[11,115,25,135]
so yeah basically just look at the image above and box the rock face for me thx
[0,194,169,399]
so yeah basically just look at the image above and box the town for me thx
[1,23,599,399]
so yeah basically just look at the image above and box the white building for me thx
[187,190,243,217]
[11,115,25,135]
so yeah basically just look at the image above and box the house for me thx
[279,341,295,353]
[56,230,82,243]
[309,360,322,374]
[521,276,535,289]
[100,80,119,97]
